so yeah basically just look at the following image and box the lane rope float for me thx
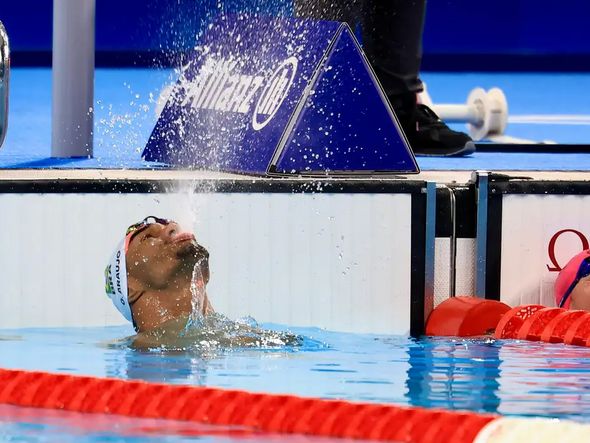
[0,367,588,442]
[493,304,590,348]
[0,368,492,443]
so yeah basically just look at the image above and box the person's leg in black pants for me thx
[293,0,359,29]
[361,0,473,156]
[361,0,425,110]
[295,0,474,156]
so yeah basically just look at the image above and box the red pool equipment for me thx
[0,367,496,443]
[540,310,588,343]
[515,307,565,341]
[562,312,590,346]
[493,304,544,339]
[0,367,586,442]
[492,304,590,347]
[425,296,511,337]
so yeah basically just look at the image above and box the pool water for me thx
[2,324,590,425]
[0,404,365,443]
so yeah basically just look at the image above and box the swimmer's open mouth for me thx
[171,232,196,244]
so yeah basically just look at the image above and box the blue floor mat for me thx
[1,68,171,169]
[1,68,589,170]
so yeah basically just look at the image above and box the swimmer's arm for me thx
[130,323,264,349]
[129,316,264,349]
[130,317,192,350]
[131,332,160,350]
[231,322,303,347]
[129,314,302,350]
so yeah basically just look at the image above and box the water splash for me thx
[187,262,206,328]
[136,312,308,354]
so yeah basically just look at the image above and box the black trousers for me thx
[294,0,426,100]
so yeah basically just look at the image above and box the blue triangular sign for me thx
[143,16,419,175]
[271,25,417,174]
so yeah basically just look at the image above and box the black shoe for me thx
[398,104,475,157]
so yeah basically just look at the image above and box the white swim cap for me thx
[104,238,132,322]
[105,216,171,323]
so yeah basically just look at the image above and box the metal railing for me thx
[0,20,9,149]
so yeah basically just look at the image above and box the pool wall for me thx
[481,178,590,307]
[3,170,587,333]
[0,173,427,334]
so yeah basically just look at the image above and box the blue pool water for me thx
[0,404,357,442]
[2,323,590,438]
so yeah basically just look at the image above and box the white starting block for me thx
[420,85,509,141]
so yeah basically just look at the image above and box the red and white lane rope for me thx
[0,368,587,442]
[494,304,590,347]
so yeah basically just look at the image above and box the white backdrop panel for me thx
[0,191,412,334]
[501,194,590,307]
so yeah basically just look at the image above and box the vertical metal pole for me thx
[0,21,9,150]
[424,181,437,324]
[437,184,458,298]
[475,171,489,298]
[52,0,95,158]
[447,186,457,297]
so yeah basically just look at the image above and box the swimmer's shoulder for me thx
[130,316,191,350]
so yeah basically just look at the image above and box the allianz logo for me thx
[179,56,298,131]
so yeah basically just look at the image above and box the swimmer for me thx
[105,216,300,350]
[555,249,590,311]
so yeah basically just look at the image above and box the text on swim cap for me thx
[114,250,125,305]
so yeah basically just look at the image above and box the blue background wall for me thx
[2,0,589,70]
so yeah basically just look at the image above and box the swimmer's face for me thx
[126,219,209,290]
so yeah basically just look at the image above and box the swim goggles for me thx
[125,216,170,249]
[558,256,590,308]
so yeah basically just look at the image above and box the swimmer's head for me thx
[105,216,210,330]
[555,249,590,309]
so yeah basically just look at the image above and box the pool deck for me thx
[2,69,590,176]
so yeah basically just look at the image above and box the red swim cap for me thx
[555,249,590,309]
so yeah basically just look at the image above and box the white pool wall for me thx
[0,190,413,334]
[500,194,590,307]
